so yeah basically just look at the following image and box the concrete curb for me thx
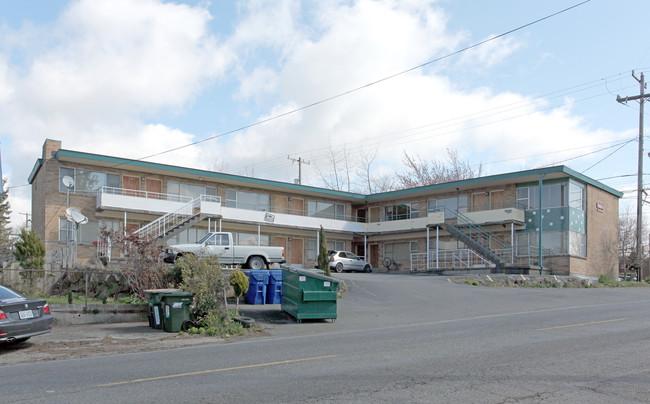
[51,304,148,325]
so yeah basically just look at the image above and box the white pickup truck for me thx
[165,232,286,270]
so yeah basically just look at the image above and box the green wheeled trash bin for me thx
[144,289,180,330]
[161,291,195,333]
[281,268,339,323]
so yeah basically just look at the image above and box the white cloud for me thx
[0,0,234,230]
[0,0,634,231]
[457,35,523,69]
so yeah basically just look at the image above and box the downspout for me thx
[436,226,439,270]
[426,226,430,271]
[538,174,544,275]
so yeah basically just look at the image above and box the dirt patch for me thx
[0,325,270,367]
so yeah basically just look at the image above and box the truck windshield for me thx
[197,233,213,244]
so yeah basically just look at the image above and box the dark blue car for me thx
[0,285,53,344]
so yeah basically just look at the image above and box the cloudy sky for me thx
[0,0,648,230]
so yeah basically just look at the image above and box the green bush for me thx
[175,254,226,320]
[14,228,45,270]
[229,270,249,314]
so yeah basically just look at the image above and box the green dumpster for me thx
[144,289,180,330]
[281,268,339,323]
[161,291,195,333]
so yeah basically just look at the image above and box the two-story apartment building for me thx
[29,139,622,278]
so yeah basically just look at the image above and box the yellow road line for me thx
[99,354,338,387]
[537,318,627,331]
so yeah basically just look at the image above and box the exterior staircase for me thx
[439,222,506,270]
[436,207,514,271]
[133,195,216,241]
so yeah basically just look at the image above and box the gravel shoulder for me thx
[0,316,272,367]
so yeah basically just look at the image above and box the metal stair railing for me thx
[433,206,513,265]
[410,248,494,272]
[133,195,220,240]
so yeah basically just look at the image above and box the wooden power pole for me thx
[287,156,310,185]
[617,71,649,279]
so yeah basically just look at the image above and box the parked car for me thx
[165,232,286,270]
[0,285,53,344]
[329,251,373,273]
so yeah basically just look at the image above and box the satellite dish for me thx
[66,207,88,225]
[62,176,74,189]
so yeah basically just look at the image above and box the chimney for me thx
[43,139,62,160]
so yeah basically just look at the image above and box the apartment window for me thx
[384,202,418,221]
[307,201,345,220]
[383,241,418,265]
[59,167,120,193]
[427,196,468,218]
[569,181,585,210]
[59,217,75,242]
[569,231,587,256]
[516,231,568,255]
[167,181,217,200]
[516,183,567,210]
[226,190,270,211]
[306,239,346,262]
[78,220,120,244]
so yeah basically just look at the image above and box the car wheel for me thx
[363,265,372,273]
[248,256,265,270]
[335,263,344,273]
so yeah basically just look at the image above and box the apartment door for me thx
[123,176,140,196]
[145,179,162,199]
[273,236,288,261]
[369,244,379,269]
[490,190,505,209]
[290,238,304,266]
[272,196,288,214]
[290,198,304,216]
[369,206,379,222]
[472,192,489,212]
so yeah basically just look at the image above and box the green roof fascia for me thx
[27,158,43,184]
[51,149,624,202]
[559,166,623,198]
[54,149,368,200]
[365,165,623,200]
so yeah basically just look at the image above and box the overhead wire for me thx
[5,0,595,192]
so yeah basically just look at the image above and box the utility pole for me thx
[19,212,31,229]
[617,71,649,280]
[287,156,310,185]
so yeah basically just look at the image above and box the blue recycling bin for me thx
[266,270,283,304]
[245,270,269,305]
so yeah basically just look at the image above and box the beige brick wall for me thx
[581,185,619,278]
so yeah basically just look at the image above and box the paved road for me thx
[2,273,650,403]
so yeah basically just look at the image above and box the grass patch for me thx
[34,293,145,305]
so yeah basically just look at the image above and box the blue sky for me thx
[0,0,648,229]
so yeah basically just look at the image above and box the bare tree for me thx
[210,159,228,173]
[356,148,396,194]
[397,148,483,188]
[315,140,354,192]
[618,205,644,278]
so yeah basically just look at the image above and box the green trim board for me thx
[365,165,622,200]
[27,159,43,184]
[29,144,623,201]
[52,149,367,200]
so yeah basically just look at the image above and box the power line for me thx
[6,0,594,192]
[123,0,593,164]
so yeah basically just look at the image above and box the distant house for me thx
[28,139,621,279]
